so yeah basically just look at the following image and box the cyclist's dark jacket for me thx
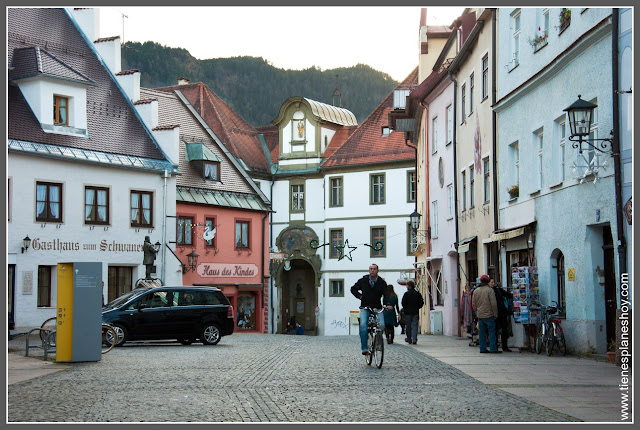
[351,275,389,309]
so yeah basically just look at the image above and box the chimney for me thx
[116,69,141,103]
[177,77,190,85]
[94,36,122,75]
[420,8,427,26]
[134,98,159,131]
[152,125,180,167]
[70,8,100,44]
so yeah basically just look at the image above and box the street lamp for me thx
[183,250,199,273]
[409,210,421,230]
[153,241,161,253]
[563,95,613,154]
[21,235,31,253]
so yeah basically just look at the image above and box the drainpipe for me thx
[447,70,460,338]
[162,169,169,284]
[261,209,268,333]
[491,9,501,286]
[611,9,627,301]
[269,174,276,333]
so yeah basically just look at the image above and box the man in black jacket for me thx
[351,263,389,355]
[401,280,424,344]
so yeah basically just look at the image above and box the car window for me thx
[104,288,147,310]
[177,291,195,306]
[126,291,169,309]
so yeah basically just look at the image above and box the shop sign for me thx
[568,268,575,281]
[197,263,258,278]
[30,238,143,253]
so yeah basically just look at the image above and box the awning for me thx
[490,221,536,242]
[456,236,476,254]
[184,142,220,162]
[425,255,442,262]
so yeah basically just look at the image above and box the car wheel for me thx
[201,323,221,345]
[112,324,128,347]
[179,338,194,345]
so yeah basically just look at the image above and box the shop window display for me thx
[237,294,256,330]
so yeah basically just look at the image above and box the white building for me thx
[8,8,180,329]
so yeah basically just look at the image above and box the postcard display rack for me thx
[510,266,540,351]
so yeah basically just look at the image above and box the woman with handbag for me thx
[383,284,400,344]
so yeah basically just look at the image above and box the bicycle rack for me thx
[25,327,56,360]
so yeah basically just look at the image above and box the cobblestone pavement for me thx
[8,334,579,423]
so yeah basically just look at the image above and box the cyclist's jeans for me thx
[478,317,497,352]
[359,308,384,351]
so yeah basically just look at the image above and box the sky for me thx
[98,6,466,82]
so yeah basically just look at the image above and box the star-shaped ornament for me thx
[337,239,358,261]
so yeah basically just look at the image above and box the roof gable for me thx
[10,46,96,85]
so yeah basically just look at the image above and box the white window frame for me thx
[586,100,599,169]
[431,200,438,239]
[461,170,467,211]
[512,9,521,67]
[481,55,489,100]
[446,105,453,145]
[447,184,454,219]
[461,83,466,122]
[469,72,475,115]
[432,116,438,154]
[537,130,544,190]
[469,166,475,208]
[559,120,566,182]
[483,157,490,203]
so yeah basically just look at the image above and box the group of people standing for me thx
[351,264,424,356]
[471,274,513,353]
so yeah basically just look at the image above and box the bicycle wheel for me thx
[373,331,384,369]
[535,324,544,354]
[545,330,555,356]
[556,326,567,356]
[40,317,57,346]
[365,330,374,366]
[101,324,117,354]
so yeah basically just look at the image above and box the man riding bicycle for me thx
[351,263,391,355]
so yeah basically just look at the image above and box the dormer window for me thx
[204,162,220,182]
[53,95,69,125]
[381,126,390,137]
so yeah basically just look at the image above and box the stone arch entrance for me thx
[273,226,322,334]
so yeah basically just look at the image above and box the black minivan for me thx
[102,286,234,346]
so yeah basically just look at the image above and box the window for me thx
[512,10,521,66]
[469,167,475,208]
[407,171,416,203]
[329,177,343,207]
[204,162,220,181]
[205,217,217,247]
[38,266,52,307]
[8,178,11,222]
[291,184,304,211]
[36,182,62,222]
[509,142,520,197]
[483,157,490,203]
[130,190,153,227]
[461,171,467,211]
[329,279,344,297]
[541,8,550,39]
[447,184,454,218]
[432,116,438,154]
[330,229,343,259]
[557,252,566,317]
[235,220,250,249]
[434,272,444,306]
[108,266,133,303]
[370,227,386,257]
[536,131,544,190]
[177,216,194,246]
[469,73,474,114]
[431,201,438,239]
[53,95,69,125]
[370,174,385,204]
[558,120,566,182]
[461,84,466,122]
[446,105,453,145]
[482,55,489,100]
[381,126,390,136]
[84,186,109,225]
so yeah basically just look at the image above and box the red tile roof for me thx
[155,82,270,173]
[321,67,419,169]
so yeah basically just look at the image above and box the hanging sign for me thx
[197,263,258,278]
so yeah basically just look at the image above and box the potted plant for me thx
[607,339,616,363]
[529,27,548,49]
[559,8,571,31]
[507,184,519,199]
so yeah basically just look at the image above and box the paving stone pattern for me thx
[8,334,579,423]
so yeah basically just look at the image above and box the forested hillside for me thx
[123,41,400,127]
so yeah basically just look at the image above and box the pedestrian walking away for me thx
[472,274,500,353]
[383,284,400,344]
[350,263,389,355]
[401,280,424,344]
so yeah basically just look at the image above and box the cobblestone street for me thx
[8,334,578,423]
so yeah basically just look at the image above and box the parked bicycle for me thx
[535,301,566,356]
[362,306,384,368]
[39,317,117,354]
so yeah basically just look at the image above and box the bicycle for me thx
[40,317,117,354]
[361,307,384,368]
[535,301,566,356]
